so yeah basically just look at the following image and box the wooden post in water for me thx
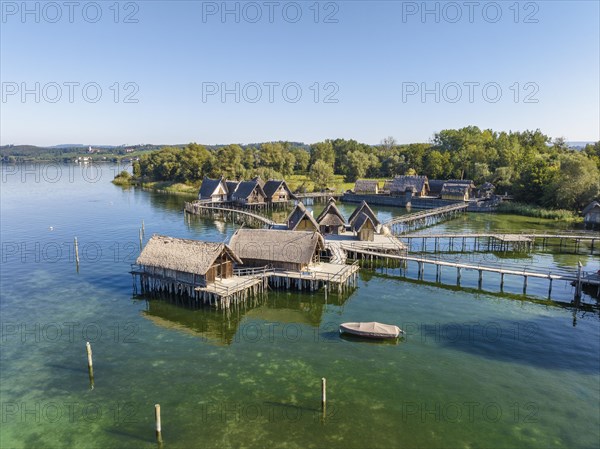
[155,404,163,443]
[321,377,327,413]
[500,273,505,292]
[139,228,143,251]
[85,342,94,388]
[575,261,582,301]
[548,275,553,299]
[141,219,145,236]
[74,237,80,268]
[478,270,483,289]
[456,267,461,286]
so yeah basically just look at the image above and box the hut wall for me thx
[142,266,205,286]
[320,225,342,235]
[442,193,468,201]
[271,186,290,202]
[358,228,375,241]
[585,209,600,224]
[295,217,318,231]
[241,258,303,271]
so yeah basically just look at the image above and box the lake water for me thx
[1,164,599,449]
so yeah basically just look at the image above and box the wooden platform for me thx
[325,234,407,259]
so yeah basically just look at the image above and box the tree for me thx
[423,150,447,179]
[309,160,334,191]
[310,141,335,167]
[292,148,310,172]
[550,153,600,210]
[212,145,245,178]
[342,150,376,181]
[380,136,397,152]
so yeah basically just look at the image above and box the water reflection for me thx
[139,289,355,345]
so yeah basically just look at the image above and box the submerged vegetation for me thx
[112,127,600,213]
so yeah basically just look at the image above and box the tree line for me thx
[132,127,600,211]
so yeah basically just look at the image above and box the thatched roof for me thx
[232,180,266,200]
[263,180,296,200]
[428,180,446,195]
[441,183,469,195]
[199,176,227,199]
[446,179,475,188]
[348,201,380,227]
[229,229,324,265]
[582,201,600,215]
[137,235,241,275]
[316,198,346,226]
[354,180,379,193]
[351,213,376,233]
[287,202,319,230]
[225,180,240,196]
[385,175,429,193]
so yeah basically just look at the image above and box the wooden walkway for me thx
[184,201,276,228]
[402,233,599,253]
[384,203,469,235]
[339,248,598,300]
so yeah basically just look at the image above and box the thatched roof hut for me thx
[384,175,429,196]
[137,235,242,285]
[263,180,296,203]
[478,182,495,198]
[354,180,379,194]
[225,180,240,200]
[229,229,324,270]
[582,201,600,227]
[198,176,228,202]
[348,201,380,228]
[287,202,319,231]
[231,179,267,205]
[316,198,346,234]
[441,183,470,201]
[351,213,377,241]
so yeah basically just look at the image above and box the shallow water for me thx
[1,164,598,449]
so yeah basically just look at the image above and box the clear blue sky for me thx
[1,0,599,146]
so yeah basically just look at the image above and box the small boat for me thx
[339,322,403,339]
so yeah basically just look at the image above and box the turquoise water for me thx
[1,164,598,449]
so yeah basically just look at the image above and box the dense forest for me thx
[130,127,599,211]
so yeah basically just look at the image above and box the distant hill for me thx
[568,141,595,150]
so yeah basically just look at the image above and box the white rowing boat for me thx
[339,322,403,339]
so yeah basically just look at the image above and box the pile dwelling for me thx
[195,176,297,210]
[132,229,359,309]
[133,198,413,308]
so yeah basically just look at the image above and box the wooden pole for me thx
[141,219,145,235]
[155,404,163,443]
[86,341,93,370]
[575,261,582,301]
[139,228,143,251]
[321,377,327,410]
[86,342,94,388]
[74,237,80,266]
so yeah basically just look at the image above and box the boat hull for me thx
[339,322,402,339]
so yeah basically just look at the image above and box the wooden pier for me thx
[385,203,469,235]
[402,232,599,253]
[339,249,599,300]
[184,201,276,229]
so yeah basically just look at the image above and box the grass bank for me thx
[497,202,581,221]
